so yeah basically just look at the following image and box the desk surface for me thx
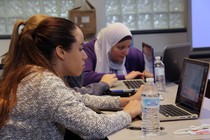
[108,83,210,140]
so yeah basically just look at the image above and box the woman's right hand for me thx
[129,85,144,101]
[123,100,141,119]
[125,71,144,80]
[100,74,118,87]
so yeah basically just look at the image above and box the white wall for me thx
[0,0,188,61]
[133,33,187,56]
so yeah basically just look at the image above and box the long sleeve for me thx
[39,72,132,140]
[73,82,109,95]
[66,75,109,95]
[0,70,131,140]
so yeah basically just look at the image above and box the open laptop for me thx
[206,80,210,99]
[142,42,155,75]
[162,43,191,83]
[159,58,209,121]
[109,79,144,96]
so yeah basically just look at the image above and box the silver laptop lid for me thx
[175,58,209,115]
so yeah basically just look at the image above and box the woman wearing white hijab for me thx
[83,22,153,86]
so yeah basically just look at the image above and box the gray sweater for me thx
[66,75,109,95]
[0,68,131,140]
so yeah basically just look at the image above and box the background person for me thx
[83,22,153,86]
[0,14,117,96]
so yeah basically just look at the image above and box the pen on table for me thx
[111,89,135,93]
[127,126,141,130]
[127,126,165,131]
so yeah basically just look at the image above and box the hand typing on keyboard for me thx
[125,71,144,80]
[100,74,118,87]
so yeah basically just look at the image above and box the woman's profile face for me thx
[109,39,131,63]
[63,27,87,76]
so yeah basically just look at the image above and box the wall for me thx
[0,0,188,61]
[88,0,187,55]
[0,40,10,61]
[133,33,187,56]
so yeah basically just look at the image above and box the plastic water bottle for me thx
[154,56,166,94]
[141,78,160,136]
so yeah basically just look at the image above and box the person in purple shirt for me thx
[83,22,153,86]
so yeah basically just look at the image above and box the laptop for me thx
[162,43,191,83]
[142,42,155,76]
[109,79,144,96]
[159,58,209,121]
[206,80,210,99]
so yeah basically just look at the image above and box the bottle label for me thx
[142,97,160,108]
[155,68,165,75]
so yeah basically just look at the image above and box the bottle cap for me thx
[155,56,161,60]
[146,78,154,82]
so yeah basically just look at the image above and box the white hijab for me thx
[94,22,132,74]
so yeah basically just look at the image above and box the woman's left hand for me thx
[125,71,144,80]
[129,85,144,101]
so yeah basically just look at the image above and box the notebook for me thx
[159,58,209,121]
[162,43,191,83]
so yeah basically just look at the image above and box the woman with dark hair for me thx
[0,17,142,140]
[83,22,153,86]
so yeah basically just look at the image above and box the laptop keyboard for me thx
[123,80,144,89]
[160,104,191,117]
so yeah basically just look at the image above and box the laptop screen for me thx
[142,42,155,76]
[175,58,209,114]
[162,43,191,83]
